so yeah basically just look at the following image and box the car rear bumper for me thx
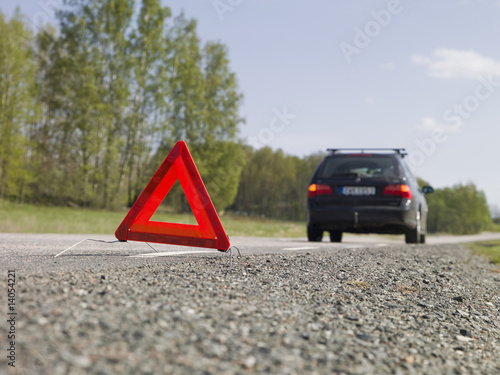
[307,204,415,234]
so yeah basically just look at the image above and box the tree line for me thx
[417,180,493,235]
[0,2,494,235]
[1,1,244,210]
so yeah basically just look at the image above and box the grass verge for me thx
[0,200,306,238]
[467,240,500,265]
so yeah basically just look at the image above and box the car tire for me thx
[405,211,421,244]
[307,225,323,242]
[329,231,342,242]
[420,215,427,244]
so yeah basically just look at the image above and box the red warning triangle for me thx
[115,141,230,251]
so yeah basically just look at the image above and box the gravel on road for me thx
[1,244,499,375]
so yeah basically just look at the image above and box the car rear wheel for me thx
[405,211,421,244]
[329,231,342,242]
[307,225,323,242]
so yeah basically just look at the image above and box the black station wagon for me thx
[307,148,434,244]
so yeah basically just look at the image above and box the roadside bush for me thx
[425,183,492,235]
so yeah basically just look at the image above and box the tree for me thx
[425,183,492,234]
[32,0,135,207]
[149,13,245,212]
[232,148,325,221]
[122,0,171,206]
[2,3,246,211]
[194,41,245,210]
[0,11,37,202]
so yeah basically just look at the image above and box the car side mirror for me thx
[422,186,434,195]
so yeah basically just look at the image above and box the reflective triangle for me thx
[115,141,230,251]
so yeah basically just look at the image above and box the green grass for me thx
[0,200,306,238]
[467,240,500,265]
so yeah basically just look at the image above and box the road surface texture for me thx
[1,233,499,374]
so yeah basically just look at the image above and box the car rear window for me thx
[317,155,400,179]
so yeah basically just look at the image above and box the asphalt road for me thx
[2,232,500,275]
[1,232,499,374]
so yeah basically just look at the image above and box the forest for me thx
[0,1,495,234]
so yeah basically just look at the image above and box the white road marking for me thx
[280,246,320,251]
[130,250,218,258]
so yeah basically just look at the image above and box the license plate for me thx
[341,186,376,196]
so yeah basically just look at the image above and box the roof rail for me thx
[327,148,407,157]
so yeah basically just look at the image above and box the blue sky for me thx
[3,0,500,209]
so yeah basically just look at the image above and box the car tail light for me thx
[383,184,412,199]
[308,184,332,198]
